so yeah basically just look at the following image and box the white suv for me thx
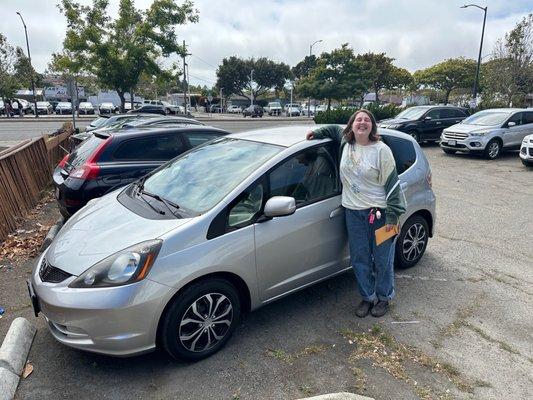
[520,134,533,167]
[441,108,533,159]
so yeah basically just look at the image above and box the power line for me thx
[191,54,218,69]
[188,73,216,85]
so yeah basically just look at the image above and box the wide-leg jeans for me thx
[345,207,396,302]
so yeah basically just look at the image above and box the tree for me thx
[58,0,198,111]
[387,66,414,92]
[216,56,291,101]
[482,14,533,107]
[414,58,476,104]
[291,55,317,80]
[296,44,372,108]
[355,52,396,103]
[0,34,18,99]
[14,48,43,89]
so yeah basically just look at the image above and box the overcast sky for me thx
[2,0,531,87]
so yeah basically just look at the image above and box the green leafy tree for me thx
[482,14,532,107]
[355,52,396,103]
[291,55,318,80]
[387,66,414,92]
[14,48,43,89]
[58,0,198,111]
[216,56,292,101]
[0,34,18,99]
[414,57,476,104]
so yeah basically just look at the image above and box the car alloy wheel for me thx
[407,130,420,143]
[395,215,429,269]
[485,139,501,159]
[160,278,241,361]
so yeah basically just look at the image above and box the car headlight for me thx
[470,131,490,137]
[69,239,162,288]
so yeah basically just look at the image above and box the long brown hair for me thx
[343,109,379,143]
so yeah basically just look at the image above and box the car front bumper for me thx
[519,141,533,161]
[30,252,174,356]
[439,133,490,153]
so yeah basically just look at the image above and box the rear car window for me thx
[113,134,185,160]
[68,136,105,168]
[185,132,223,147]
[381,135,416,174]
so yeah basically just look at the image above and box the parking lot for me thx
[0,119,531,400]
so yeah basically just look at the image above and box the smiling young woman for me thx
[307,109,406,318]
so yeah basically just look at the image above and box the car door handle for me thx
[329,207,343,218]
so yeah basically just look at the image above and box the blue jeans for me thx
[345,208,396,302]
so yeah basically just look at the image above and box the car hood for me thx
[46,191,191,276]
[445,123,497,133]
[379,118,413,126]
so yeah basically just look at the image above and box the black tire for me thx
[442,148,456,155]
[522,159,533,167]
[395,214,429,269]
[160,278,241,361]
[407,130,420,143]
[484,139,501,159]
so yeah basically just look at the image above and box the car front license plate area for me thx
[448,140,457,146]
[27,280,40,317]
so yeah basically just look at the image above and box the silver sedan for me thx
[29,126,436,361]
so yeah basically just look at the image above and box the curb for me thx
[299,393,374,400]
[40,217,65,252]
[0,318,37,400]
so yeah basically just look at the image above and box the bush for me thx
[313,103,401,124]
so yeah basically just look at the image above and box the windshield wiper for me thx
[141,190,181,218]
[136,189,166,215]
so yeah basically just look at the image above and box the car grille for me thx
[443,131,468,140]
[39,258,72,283]
[530,148,533,157]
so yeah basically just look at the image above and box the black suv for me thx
[243,105,264,118]
[378,106,469,142]
[128,104,167,115]
[54,126,229,217]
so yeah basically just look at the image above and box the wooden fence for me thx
[0,129,72,242]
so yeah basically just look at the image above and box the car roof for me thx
[475,108,526,113]
[228,124,415,148]
[106,125,228,139]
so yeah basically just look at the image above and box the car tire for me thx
[395,214,429,269]
[407,130,420,143]
[442,148,456,155]
[160,278,241,362]
[484,139,501,160]
[521,159,533,167]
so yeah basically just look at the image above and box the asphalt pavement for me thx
[0,119,531,399]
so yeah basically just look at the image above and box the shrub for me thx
[363,102,401,121]
[313,103,402,124]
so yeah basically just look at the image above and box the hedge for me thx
[313,103,402,124]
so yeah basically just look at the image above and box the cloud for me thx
[3,0,530,86]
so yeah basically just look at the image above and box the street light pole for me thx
[16,12,38,118]
[307,39,323,118]
[250,69,254,106]
[461,4,487,106]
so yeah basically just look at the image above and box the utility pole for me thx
[250,69,254,106]
[181,40,191,114]
[307,39,323,118]
[16,12,38,118]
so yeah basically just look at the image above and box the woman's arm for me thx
[307,125,344,145]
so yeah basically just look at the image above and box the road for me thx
[0,119,531,400]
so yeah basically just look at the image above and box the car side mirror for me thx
[424,116,432,121]
[263,196,296,218]
[507,121,516,128]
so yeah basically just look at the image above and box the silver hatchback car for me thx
[441,108,533,159]
[28,126,436,361]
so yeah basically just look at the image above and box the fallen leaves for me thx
[0,223,52,262]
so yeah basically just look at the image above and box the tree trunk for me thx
[444,89,452,105]
[327,98,331,110]
[130,91,134,110]
[374,84,379,103]
[117,91,126,113]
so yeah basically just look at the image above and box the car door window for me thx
[381,135,416,174]
[426,109,441,119]
[228,183,264,228]
[269,145,339,206]
[508,113,523,126]
[441,109,455,119]
[522,112,533,125]
[113,134,185,160]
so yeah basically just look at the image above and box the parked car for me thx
[15,98,31,114]
[84,114,158,133]
[120,116,205,130]
[53,125,229,217]
[128,104,167,116]
[99,102,116,115]
[124,101,143,111]
[243,105,263,118]
[55,102,73,115]
[265,102,282,116]
[440,108,533,159]
[78,102,95,115]
[31,101,53,115]
[227,105,243,114]
[378,105,469,143]
[519,134,533,167]
[160,101,182,115]
[285,104,301,117]
[30,125,435,361]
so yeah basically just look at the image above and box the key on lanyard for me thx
[369,209,375,224]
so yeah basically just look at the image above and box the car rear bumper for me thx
[30,253,174,356]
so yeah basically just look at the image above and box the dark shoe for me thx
[371,301,389,317]
[355,300,373,318]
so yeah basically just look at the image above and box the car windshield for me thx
[37,102,48,107]
[58,102,70,107]
[80,102,92,107]
[90,117,109,128]
[462,111,511,126]
[269,102,281,107]
[395,107,428,120]
[142,137,282,214]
